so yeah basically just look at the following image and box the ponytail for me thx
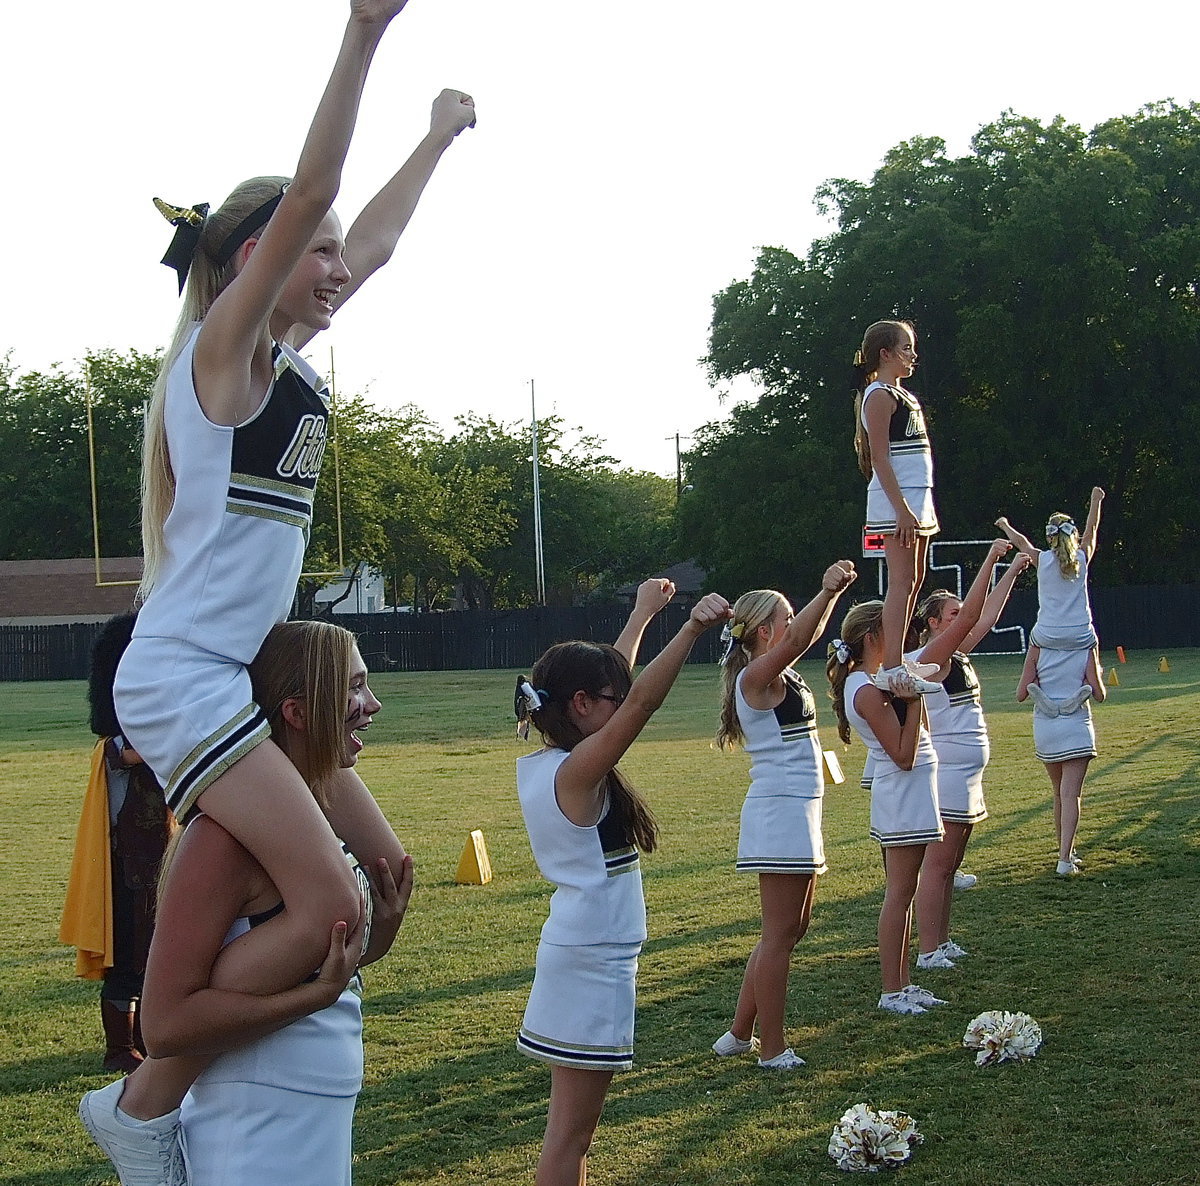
[715,590,787,750]
[825,600,884,744]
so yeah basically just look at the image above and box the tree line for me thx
[5,102,1196,610]
[680,101,1200,595]
[0,351,677,609]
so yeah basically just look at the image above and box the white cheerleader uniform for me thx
[1031,548,1096,650]
[516,747,645,1071]
[115,326,329,820]
[861,381,939,535]
[180,842,371,1186]
[1032,647,1097,763]
[734,669,827,875]
[844,671,941,847]
[915,651,989,825]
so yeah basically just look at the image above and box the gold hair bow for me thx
[154,196,211,293]
[853,349,865,367]
[153,197,208,228]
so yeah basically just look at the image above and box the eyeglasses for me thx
[595,693,625,706]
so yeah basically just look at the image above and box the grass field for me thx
[1,650,1198,1185]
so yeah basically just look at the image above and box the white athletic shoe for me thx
[916,948,956,970]
[712,1030,759,1057]
[905,658,942,680]
[903,983,948,1008]
[758,1047,806,1070]
[953,871,978,890]
[870,665,940,695]
[878,990,926,1015]
[939,939,969,960]
[79,1078,188,1186]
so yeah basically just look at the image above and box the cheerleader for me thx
[852,320,941,696]
[515,583,731,1186]
[710,562,857,1069]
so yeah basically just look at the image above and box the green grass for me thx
[1,650,1198,1184]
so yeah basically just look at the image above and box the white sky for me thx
[2,1,1195,476]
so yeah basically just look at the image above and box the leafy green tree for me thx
[0,349,156,560]
[688,102,1200,591]
[437,414,678,608]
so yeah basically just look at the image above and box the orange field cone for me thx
[1116,646,1126,664]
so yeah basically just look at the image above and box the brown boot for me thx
[101,999,144,1074]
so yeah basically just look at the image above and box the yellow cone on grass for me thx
[1159,656,1171,673]
[1106,667,1119,687]
[455,829,493,885]
[823,750,846,785]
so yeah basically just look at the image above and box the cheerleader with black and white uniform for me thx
[515,583,731,1186]
[904,543,1028,970]
[81,6,473,1178]
[709,562,857,1070]
[828,601,943,1015]
[852,320,942,697]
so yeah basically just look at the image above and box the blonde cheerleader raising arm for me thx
[998,485,1105,703]
[711,561,857,1071]
[87,5,450,1181]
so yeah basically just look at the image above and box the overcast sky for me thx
[2,1,1195,475]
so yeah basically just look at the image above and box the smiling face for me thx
[271,211,351,334]
[343,645,381,766]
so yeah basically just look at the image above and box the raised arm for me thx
[196,2,409,418]
[554,594,731,822]
[917,540,1012,668]
[140,819,362,1059]
[960,552,1031,654]
[994,515,1039,561]
[290,88,476,349]
[1080,486,1105,560]
[613,578,676,666]
[742,562,857,697]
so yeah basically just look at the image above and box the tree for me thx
[687,103,1200,591]
[0,349,156,560]
[436,414,678,608]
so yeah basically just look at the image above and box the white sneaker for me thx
[902,983,947,1008]
[905,658,941,679]
[939,939,969,960]
[953,871,978,890]
[758,1047,806,1070]
[916,948,956,970]
[1056,859,1081,876]
[870,665,940,695]
[79,1078,188,1186]
[712,1030,759,1057]
[878,990,926,1015]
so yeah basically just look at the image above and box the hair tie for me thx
[828,638,851,665]
[214,185,289,269]
[852,348,865,367]
[718,621,750,667]
[154,197,210,293]
[1045,520,1076,538]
